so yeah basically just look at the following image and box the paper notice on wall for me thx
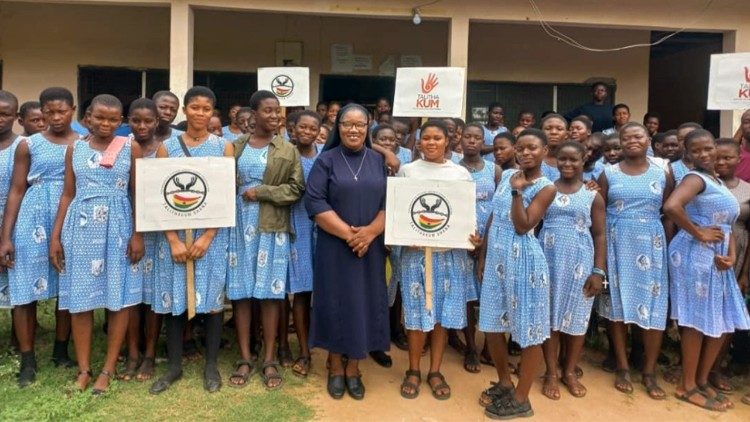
[400,55,422,67]
[331,44,354,73]
[257,67,310,107]
[392,67,466,118]
[352,55,372,71]
[707,53,750,110]
[379,55,396,76]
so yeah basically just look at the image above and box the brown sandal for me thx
[542,374,561,400]
[92,369,116,396]
[614,369,633,394]
[642,374,666,400]
[561,372,587,398]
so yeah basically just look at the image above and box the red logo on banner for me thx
[421,73,439,94]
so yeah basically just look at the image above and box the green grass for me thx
[0,301,315,421]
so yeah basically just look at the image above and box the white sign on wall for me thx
[385,178,476,249]
[392,67,466,118]
[136,157,236,232]
[257,67,310,107]
[707,53,750,110]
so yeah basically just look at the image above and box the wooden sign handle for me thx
[185,229,196,320]
[424,246,433,311]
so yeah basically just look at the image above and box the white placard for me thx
[331,44,354,73]
[257,67,310,107]
[707,53,750,110]
[392,67,466,118]
[136,157,236,232]
[353,54,373,71]
[385,178,476,249]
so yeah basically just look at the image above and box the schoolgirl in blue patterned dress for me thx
[596,122,674,400]
[540,114,568,182]
[397,120,476,401]
[150,87,233,395]
[286,111,321,378]
[0,87,79,387]
[50,95,144,395]
[119,98,163,382]
[539,141,606,400]
[0,90,21,311]
[226,90,303,390]
[671,123,702,184]
[476,128,556,419]
[664,129,750,411]
[152,90,183,143]
[457,123,500,374]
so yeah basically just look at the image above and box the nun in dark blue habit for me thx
[305,103,390,400]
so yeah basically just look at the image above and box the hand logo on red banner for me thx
[421,73,439,94]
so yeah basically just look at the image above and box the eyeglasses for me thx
[339,121,368,131]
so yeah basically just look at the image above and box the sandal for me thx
[479,381,515,407]
[463,351,481,374]
[699,384,733,409]
[742,393,750,405]
[119,356,140,381]
[427,371,451,400]
[400,369,421,399]
[542,374,561,400]
[135,357,156,382]
[574,365,583,379]
[92,369,116,396]
[278,347,294,369]
[662,365,681,384]
[228,359,255,388]
[561,372,587,398]
[641,374,666,400]
[614,369,633,394]
[675,387,726,412]
[75,369,93,392]
[261,361,283,390]
[292,356,311,378]
[708,370,733,393]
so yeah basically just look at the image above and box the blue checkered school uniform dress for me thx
[227,144,290,300]
[396,146,412,166]
[672,159,690,184]
[464,160,495,302]
[139,145,158,306]
[668,171,750,337]
[0,137,22,308]
[58,139,142,313]
[539,186,597,336]
[288,153,318,293]
[541,161,560,182]
[597,161,669,330]
[478,169,553,348]
[152,134,229,315]
[9,134,69,306]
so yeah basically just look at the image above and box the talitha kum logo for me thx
[416,73,440,109]
[163,171,207,214]
[410,193,450,235]
[271,75,294,98]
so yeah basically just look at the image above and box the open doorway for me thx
[648,31,723,135]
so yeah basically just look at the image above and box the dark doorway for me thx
[319,75,394,110]
[648,31,723,135]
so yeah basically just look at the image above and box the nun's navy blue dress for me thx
[305,145,389,359]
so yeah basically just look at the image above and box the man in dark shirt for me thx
[565,82,613,132]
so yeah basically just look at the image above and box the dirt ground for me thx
[304,337,750,421]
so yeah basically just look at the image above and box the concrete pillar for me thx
[448,15,470,119]
[170,0,194,121]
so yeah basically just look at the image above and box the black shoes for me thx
[17,352,37,388]
[149,370,183,395]
[204,367,222,393]
[485,395,534,420]
[346,375,365,400]
[369,351,392,368]
[327,374,346,399]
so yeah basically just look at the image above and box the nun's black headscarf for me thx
[322,103,372,152]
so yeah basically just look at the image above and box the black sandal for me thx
[427,371,451,400]
[292,356,311,378]
[642,374,666,400]
[400,369,421,399]
[614,369,633,394]
[119,356,140,381]
[479,381,514,407]
[699,384,734,409]
[675,387,726,412]
[261,361,283,390]
[228,360,255,388]
[463,351,481,374]
[92,369,116,396]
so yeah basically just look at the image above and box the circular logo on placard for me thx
[163,171,207,213]
[271,75,294,98]
[410,193,450,233]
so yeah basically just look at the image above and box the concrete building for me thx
[0,0,748,135]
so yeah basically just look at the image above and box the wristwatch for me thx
[511,189,520,197]
[592,267,607,279]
